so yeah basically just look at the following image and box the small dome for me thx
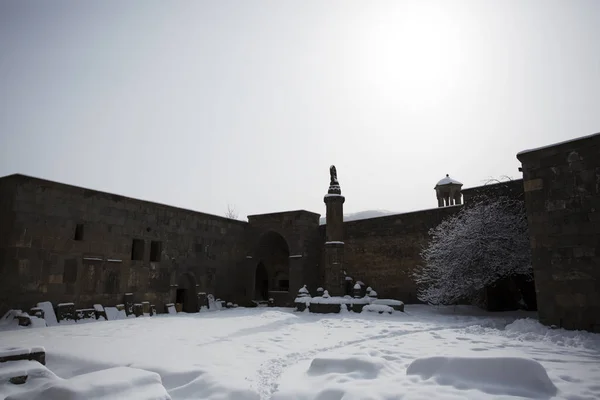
[436,174,463,186]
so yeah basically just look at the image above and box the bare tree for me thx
[225,204,238,220]
[482,175,514,185]
[413,196,532,305]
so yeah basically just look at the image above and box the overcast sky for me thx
[1,0,599,220]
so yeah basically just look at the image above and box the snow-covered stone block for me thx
[362,304,394,314]
[76,308,95,321]
[36,302,57,326]
[165,303,176,314]
[406,356,557,398]
[56,303,75,322]
[372,299,404,312]
[93,304,107,320]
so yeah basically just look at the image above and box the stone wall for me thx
[342,206,462,303]
[0,176,19,314]
[0,174,248,316]
[517,133,600,332]
[462,179,524,205]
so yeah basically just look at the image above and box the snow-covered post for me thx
[316,287,324,297]
[295,285,311,312]
[344,275,354,296]
[368,289,378,300]
[353,283,362,298]
[324,165,345,296]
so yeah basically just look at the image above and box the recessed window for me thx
[74,224,84,241]
[131,239,144,261]
[278,280,290,291]
[150,241,162,262]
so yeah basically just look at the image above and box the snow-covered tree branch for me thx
[414,196,532,305]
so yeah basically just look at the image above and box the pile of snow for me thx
[0,360,59,399]
[0,310,47,331]
[362,304,393,314]
[406,356,557,398]
[6,366,170,400]
[307,356,385,379]
[503,318,600,348]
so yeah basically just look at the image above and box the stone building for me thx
[517,132,600,332]
[0,170,517,316]
[1,132,598,332]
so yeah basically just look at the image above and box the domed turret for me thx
[435,174,463,207]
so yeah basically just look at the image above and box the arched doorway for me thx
[254,231,290,302]
[175,272,198,313]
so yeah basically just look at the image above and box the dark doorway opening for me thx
[255,262,269,300]
[176,288,186,304]
[253,231,291,303]
[175,272,199,313]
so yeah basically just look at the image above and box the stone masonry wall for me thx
[342,206,462,303]
[462,179,524,205]
[517,133,600,332]
[0,174,248,316]
[0,176,18,314]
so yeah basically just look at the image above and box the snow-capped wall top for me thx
[436,174,463,186]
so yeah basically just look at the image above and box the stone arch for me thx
[253,231,290,300]
[175,272,198,313]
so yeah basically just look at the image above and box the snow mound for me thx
[307,356,384,379]
[0,359,55,381]
[406,356,558,398]
[6,366,171,400]
[362,304,393,314]
[503,318,600,348]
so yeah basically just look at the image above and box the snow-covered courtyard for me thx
[2,305,600,400]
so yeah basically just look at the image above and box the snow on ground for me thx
[1,305,600,400]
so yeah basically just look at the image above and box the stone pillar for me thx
[454,191,462,205]
[323,165,345,296]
